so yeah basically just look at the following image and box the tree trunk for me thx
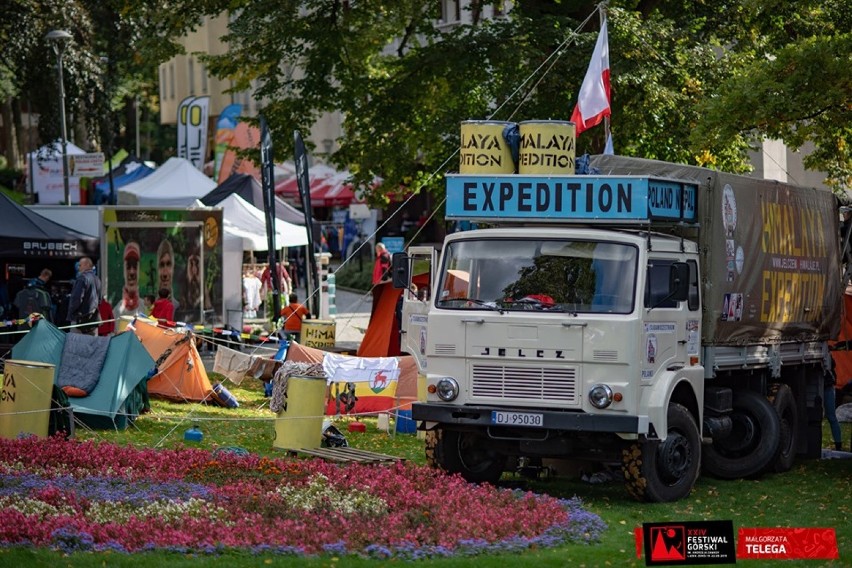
[1,97,20,169]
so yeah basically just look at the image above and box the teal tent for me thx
[12,320,155,429]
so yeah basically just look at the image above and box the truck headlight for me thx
[589,384,613,409]
[436,377,459,401]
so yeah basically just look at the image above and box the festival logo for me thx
[641,520,735,565]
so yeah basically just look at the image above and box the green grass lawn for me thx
[3,373,850,566]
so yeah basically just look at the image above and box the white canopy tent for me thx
[118,157,217,206]
[195,194,308,330]
[212,193,309,251]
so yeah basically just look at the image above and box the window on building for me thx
[169,63,175,99]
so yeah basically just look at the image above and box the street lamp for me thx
[46,29,72,205]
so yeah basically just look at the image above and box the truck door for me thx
[400,246,437,372]
[642,259,693,377]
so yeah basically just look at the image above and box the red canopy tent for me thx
[275,167,368,207]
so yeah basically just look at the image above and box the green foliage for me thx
[333,261,373,292]
[202,0,850,199]
[0,168,22,191]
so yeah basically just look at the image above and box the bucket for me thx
[301,320,336,349]
[460,120,516,174]
[395,409,417,434]
[518,120,576,174]
[377,412,390,432]
[117,315,135,333]
[273,376,328,450]
[0,360,56,439]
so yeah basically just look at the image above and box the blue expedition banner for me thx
[446,174,697,223]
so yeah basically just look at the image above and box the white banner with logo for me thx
[322,353,400,386]
[177,96,210,171]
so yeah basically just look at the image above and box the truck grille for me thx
[471,365,578,404]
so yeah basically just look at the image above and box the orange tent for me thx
[285,341,418,414]
[131,318,214,402]
[358,273,431,358]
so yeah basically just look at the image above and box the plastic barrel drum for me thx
[0,360,56,439]
[518,120,576,174]
[273,376,328,450]
[395,409,417,434]
[301,320,336,349]
[460,120,516,174]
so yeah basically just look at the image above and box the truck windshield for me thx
[436,239,638,314]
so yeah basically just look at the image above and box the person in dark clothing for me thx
[67,257,102,335]
[13,268,53,322]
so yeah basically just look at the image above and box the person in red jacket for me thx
[97,296,115,336]
[151,287,175,321]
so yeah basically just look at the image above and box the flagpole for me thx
[599,3,612,153]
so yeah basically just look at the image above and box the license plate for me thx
[491,411,543,427]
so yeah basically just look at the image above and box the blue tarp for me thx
[93,163,155,204]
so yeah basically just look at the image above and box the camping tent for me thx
[93,157,155,204]
[285,340,419,414]
[131,318,214,402]
[357,273,431,358]
[27,140,88,204]
[200,173,312,226]
[11,319,155,429]
[0,192,100,260]
[117,157,217,206]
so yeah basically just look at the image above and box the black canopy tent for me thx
[200,173,314,226]
[0,192,100,314]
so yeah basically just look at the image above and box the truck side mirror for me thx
[391,252,410,289]
[670,262,690,302]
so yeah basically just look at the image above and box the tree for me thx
[203,0,849,201]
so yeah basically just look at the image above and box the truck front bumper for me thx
[412,402,649,434]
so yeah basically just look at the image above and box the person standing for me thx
[13,268,53,322]
[97,296,115,336]
[825,360,844,452]
[67,257,101,335]
[371,242,393,320]
[372,242,392,285]
[243,267,262,319]
[280,293,310,342]
[151,287,175,321]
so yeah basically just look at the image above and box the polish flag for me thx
[571,15,611,134]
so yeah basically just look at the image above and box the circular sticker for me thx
[722,184,737,237]
[204,217,219,248]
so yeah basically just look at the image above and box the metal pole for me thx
[56,47,70,205]
[46,30,72,205]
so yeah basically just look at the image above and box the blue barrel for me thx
[395,410,417,434]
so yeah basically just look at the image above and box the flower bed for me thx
[0,436,605,559]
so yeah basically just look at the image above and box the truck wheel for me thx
[764,383,798,473]
[434,429,505,484]
[702,389,780,479]
[622,402,700,502]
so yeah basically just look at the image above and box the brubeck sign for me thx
[445,175,697,223]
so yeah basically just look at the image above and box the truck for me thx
[393,154,843,502]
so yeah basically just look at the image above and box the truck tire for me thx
[433,429,505,484]
[622,402,700,502]
[764,383,798,473]
[702,389,780,479]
